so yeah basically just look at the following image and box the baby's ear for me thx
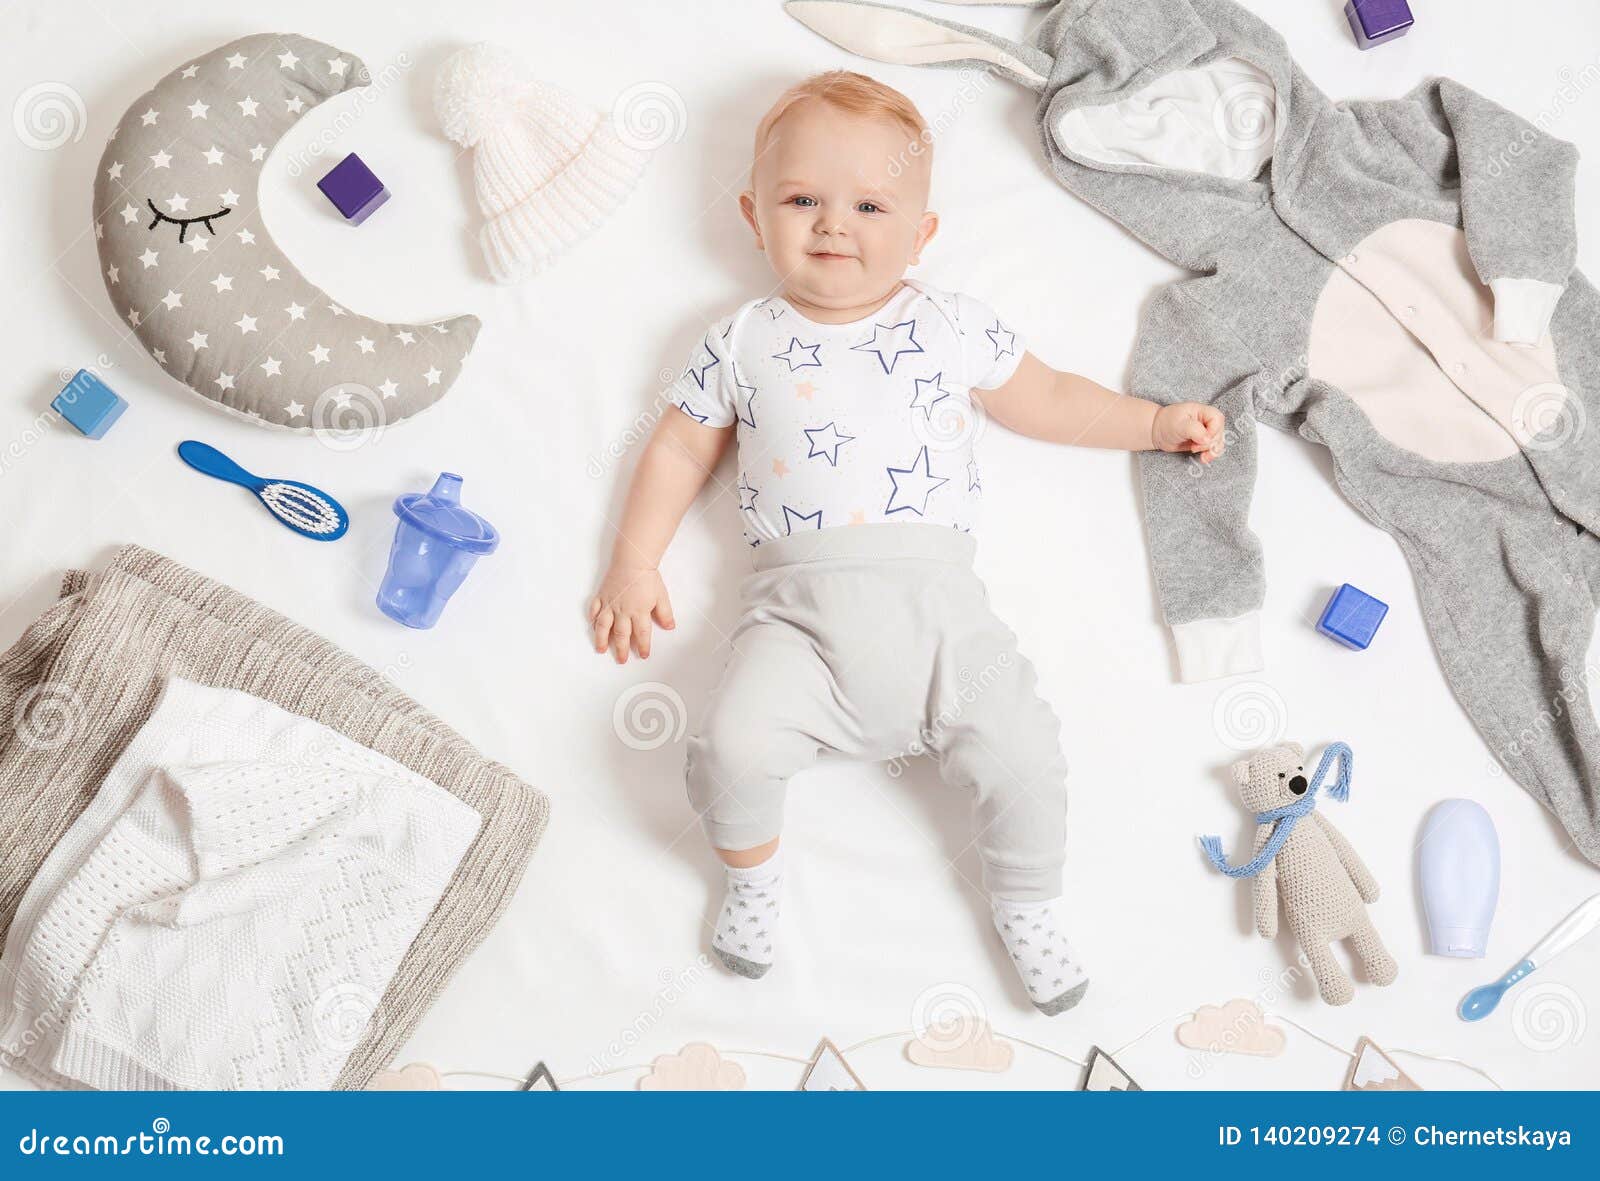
[1231,758,1252,788]
[738,190,763,245]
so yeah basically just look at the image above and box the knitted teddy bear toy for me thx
[1201,742,1398,1006]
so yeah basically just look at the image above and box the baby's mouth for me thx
[809,250,856,262]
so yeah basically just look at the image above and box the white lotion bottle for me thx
[1419,799,1500,957]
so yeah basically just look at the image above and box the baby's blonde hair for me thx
[753,70,929,164]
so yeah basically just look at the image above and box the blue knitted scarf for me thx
[1199,742,1352,879]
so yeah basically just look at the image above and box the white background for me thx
[2,0,1597,1091]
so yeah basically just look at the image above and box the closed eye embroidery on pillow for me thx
[145,197,231,243]
[96,32,481,430]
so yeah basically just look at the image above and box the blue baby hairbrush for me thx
[177,440,349,541]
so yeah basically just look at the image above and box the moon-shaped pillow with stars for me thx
[93,32,479,431]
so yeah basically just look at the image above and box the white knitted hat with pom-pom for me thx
[435,44,650,283]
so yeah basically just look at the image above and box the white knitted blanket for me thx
[0,677,481,1090]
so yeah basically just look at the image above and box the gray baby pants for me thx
[684,523,1068,901]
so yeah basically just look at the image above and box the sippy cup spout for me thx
[428,472,464,504]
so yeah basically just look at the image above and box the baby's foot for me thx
[711,853,782,979]
[991,897,1089,1015]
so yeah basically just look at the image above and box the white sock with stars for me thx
[991,896,1090,1015]
[711,849,782,979]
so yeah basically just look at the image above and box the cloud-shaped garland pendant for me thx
[93,33,480,432]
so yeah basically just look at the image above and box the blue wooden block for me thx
[52,369,127,439]
[316,152,390,224]
[1317,583,1389,650]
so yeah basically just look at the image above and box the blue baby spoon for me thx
[177,440,349,541]
[1458,893,1600,1021]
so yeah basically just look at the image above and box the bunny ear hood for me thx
[785,0,1323,270]
[784,0,1056,90]
[1037,0,1319,270]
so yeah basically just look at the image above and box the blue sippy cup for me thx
[377,472,500,629]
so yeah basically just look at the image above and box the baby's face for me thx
[742,100,936,312]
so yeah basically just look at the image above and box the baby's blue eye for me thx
[790,195,817,208]
[857,201,882,214]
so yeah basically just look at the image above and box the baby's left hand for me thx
[1152,402,1226,464]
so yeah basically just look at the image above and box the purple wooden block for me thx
[316,152,390,224]
[1345,0,1414,49]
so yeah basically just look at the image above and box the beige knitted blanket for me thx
[0,545,550,1090]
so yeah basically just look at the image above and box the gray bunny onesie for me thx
[788,0,1600,863]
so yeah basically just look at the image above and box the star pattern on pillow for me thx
[92,33,479,431]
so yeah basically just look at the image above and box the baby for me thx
[589,72,1223,1013]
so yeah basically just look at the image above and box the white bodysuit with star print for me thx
[670,282,1024,547]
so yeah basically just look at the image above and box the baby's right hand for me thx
[588,565,676,664]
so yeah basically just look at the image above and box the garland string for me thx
[435,1008,1503,1090]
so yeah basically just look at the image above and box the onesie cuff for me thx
[1171,612,1264,683]
[1490,277,1564,347]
